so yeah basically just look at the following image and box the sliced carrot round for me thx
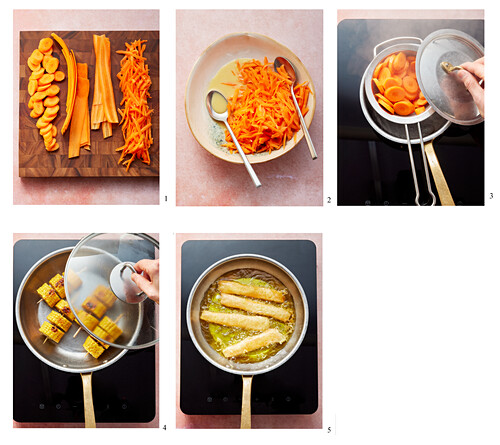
[384,86,407,103]
[393,100,415,116]
[31,49,44,64]
[38,38,53,54]
[373,78,385,94]
[408,61,416,77]
[28,79,38,96]
[393,52,407,72]
[378,66,391,84]
[38,73,55,86]
[378,98,394,114]
[405,90,419,102]
[373,62,384,79]
[414,97,428,107]
[44,96,59,108]
[403,76,419,94]
[383,77,401,90]
[54,71,65,82]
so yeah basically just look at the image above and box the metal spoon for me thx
[274,57,317,160]
[206,90,261,188]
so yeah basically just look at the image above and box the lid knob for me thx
[109,262,147,304]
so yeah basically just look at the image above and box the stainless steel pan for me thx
[15,247,128,428]
[187,253,309,428]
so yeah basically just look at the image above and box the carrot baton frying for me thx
[218,280,287,303]
[220,293,292,323]
[222,329,286,358]
[200,310,270,331]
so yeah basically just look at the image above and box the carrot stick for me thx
[116,39,153,171]
[68,63,90,158]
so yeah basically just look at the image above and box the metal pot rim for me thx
[186,253,309,376]
[15,246,128,374]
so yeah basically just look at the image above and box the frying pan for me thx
[186,253,309,429]
[361,36,453,206]
[15,247,128,428]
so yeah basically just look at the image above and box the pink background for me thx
[176,233,323,429]
[176,10,323,206]
[13,233,159,428]
[337,9,484,23]
[13,10,159,205]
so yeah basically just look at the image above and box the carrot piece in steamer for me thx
[393,100,415,116]
[384,86,407,103]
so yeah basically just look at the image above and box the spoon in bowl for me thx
[206,90,262,188]
[274,57,317,160]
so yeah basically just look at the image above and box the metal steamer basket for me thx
[361,36,450,206]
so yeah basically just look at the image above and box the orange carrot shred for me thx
[116,39,153,171]
[222,58,311,154]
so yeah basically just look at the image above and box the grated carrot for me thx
[116,39,154,171]
[223,58,311,154]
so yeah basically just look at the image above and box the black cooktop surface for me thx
[180,239,319,416]
[13,239,156,424]
[338,18,484,206]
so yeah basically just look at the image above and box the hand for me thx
[131,259,159,304]
[456,57,484,118]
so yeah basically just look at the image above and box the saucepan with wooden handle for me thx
[15,247,129,428]
[186,253,309,429]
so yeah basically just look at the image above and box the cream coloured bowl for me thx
[185,32,316,164]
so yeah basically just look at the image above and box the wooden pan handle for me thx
[81,372,96,428]
[424,141,455,206]
[240,375,253,429]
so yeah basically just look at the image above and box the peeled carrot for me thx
[222,58,311,154]
[91,34,119,138]
[68,63,90,158]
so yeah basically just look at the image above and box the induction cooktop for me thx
[180,239,319,416]
[338,18,484,206]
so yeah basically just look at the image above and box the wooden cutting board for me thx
[19,30,159,177]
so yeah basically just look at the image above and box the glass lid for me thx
[416,29,484,126]
[65,233,159,349]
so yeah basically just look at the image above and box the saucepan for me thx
[186,253,309,428]
[15,247,128,428]
[360,30,484,206]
